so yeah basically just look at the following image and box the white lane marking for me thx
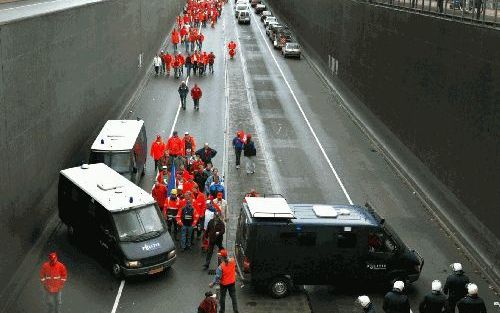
[169,75,189,136]
[250,12,353,205]
[110,279,125,313]
[222,8,231,247]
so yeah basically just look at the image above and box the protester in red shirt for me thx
[40,252,67,313]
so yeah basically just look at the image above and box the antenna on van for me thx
[136,117,142,121]
[129,197,133,203]
[101,139,104,144]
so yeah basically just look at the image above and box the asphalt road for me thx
[5,1,499,313]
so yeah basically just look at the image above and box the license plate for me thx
[148,266,164,275]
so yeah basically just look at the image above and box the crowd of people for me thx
[356,262,488,313]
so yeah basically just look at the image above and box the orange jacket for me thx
[163,197,180,219]
[152,183,167,207]
[40,261,67,293]
[182,136,196,155]
[193,193,207,216]
[220,259,236,286]
[150,139,166,160]
[228,42,236,50]
[171,31,180,44]
[167,136,184,156]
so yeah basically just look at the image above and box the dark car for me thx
[251,0,261,7]
[235,197,424,298]
[254,3,266,13]
[260,10,272,22]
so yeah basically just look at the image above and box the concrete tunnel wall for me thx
[0,0,183,297]
[265,2,499,242]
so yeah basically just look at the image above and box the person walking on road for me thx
[40,252,67,313]
[150,135,166,172]
[163,51,173,76]
[171,29,180,52]
[153,54,162,76]
[232,131,244,169]
[382,281,411,313]
[457,283,487,313]
[444,263,470,313]
[203,211,225,269]
[185,54,193,77]
[243,133,256,175]
[209,250,239,313]
[164,189,181,239]
[191,83,202,111]
[198,291,217,313]
[178,81,189,110]
[208,51,215,74]
[213,192,228,221]
[418,280,448,313]
[151,177,167,209]
[357,295,376,313]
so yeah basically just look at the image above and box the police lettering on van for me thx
[235,196,424,298]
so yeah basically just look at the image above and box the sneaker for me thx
[236,165,240,169]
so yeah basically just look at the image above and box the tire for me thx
[268,276,292,298]
[112,263,123,279]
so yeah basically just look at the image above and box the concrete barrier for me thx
[0,0,182,298]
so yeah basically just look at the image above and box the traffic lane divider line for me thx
[249,11,354,206]
[110,279,125,313]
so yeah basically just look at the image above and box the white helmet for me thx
[393,280,405,291]
[432,280,442,291]
[467,283,478,295]
[357,295,371,308]
[451,263,463,272]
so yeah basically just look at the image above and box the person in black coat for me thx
[243,134,256,175]
[383,281,411,313]
[357,295,376,313]
[444,263,470,312]
[457,283,487,313]
[419,280,448,313]
[196,143,217,165]
[178,81,190,110]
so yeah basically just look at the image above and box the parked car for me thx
[282,42,302,59]
[269,25,286,40]
[235,197,424,298]
[266,22,283,36]
[273,30,293,49]
[238,10,251,24]
[263,16,277,26]
[250,0,261,7]
[260,10,272,21]
[255,3,266,14]
[265,22,280,36]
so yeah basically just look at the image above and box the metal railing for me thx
[362,0,500,28]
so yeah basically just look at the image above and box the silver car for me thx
[282,42,301,59]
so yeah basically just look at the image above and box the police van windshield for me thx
[90,152,131,174]
[112,205,164,242]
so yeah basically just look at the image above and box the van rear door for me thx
[235,208,250,279]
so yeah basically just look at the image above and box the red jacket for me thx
[183,180,197,195]
[163,197,180,219]
[180,27,188,38]
[228,42,236,50]
[167,136,184,156]
[40,261,67,293]
[171,31,180,44]
[163,54,172,66]
[198,33,205,42]
[198,297,217,313]
[152,183,167,207]
[182,136,196,155]
[191,86,202,100]
[193,193,207,216]
[150,140,166,160]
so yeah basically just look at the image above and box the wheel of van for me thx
[112,263,123,279]
[268,277,292,298]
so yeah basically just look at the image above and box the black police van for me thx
[235,196,424,298]
[58,163,176,278]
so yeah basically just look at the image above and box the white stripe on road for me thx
[110,279,125,313]
[250,12,354,205]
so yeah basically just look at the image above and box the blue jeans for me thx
[186,64,191,76]
[173,43,178,52]
[191,42,195,52]
[181,225,193,249]
[185,40,189,52]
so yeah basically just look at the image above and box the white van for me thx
[235,3,248,17]
[238,10,251,24]
[58,163,176,278]
[89,120,147,184]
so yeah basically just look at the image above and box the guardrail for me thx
[361,0,499,28]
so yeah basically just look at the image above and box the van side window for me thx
[337,232,357,248]
[280,232,316,246]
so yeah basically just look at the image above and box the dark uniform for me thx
[457,295,487,313]
[383,289,410,313]
[444,271,470,312]
[363,303,377,313]
[418,291,448,313]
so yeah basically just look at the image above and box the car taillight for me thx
[243,256,251,273]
